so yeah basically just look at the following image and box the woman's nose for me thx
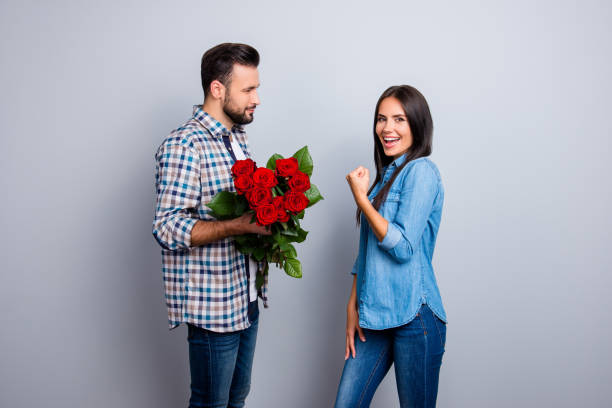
[383,122,395,132]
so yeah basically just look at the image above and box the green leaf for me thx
[234,195,248,216]
[283,243,297,259]
[297,211,305,220]
[296,228,309,243]
[304,184,323,207]
[252,247,266,261]
[284,258,302,278]
[266,153,284,170]
[280,228,298,237]
[279,241,292,252]
[273,232,289,245]
[237,245,254,255]
[207,191,237,219]
[292,146,313,177]
[273,229,282,243]
[234,235,250,245]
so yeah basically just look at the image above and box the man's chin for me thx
[239,113,254,124]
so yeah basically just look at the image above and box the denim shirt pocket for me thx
[380,190,401,219]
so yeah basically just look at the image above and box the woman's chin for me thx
[383,149,406,159]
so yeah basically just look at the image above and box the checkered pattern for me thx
[153,105,268,332]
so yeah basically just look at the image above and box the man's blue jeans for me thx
[334,304,446,408]
[187,301,259,408]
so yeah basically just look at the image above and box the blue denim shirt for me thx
[351,156,446,329]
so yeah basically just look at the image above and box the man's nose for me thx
[252,91,260,106]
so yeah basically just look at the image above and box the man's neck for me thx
[201,101,234,132]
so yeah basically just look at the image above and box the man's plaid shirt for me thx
[153,105,268,332]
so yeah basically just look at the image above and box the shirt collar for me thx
[192,105,245,139]
[386,154,408,171]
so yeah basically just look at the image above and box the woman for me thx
[335,85,447,408]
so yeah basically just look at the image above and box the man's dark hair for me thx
[200,43,259,98]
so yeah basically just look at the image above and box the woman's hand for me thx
[346,166,370,201]
[345,303,366,360]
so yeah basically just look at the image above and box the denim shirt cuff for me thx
[378,222,401,251]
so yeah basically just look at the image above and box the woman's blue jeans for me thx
[335,304,446,408]
[187,301,259,408]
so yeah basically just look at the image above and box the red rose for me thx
[272,196,285,210]
[255,204,278,226]
[275,157,299,177]
[288,171,311,193]
[277,209,290,223]
[246,187,273,209]
[234,175,253,195]
[252,167,278,188]
[272,196,290,222]
[283,191,309,214]
[232,159,256,177]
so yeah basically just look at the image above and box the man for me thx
[153,43,270,408]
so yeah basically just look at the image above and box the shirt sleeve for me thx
[350,217,367,275]
[350,253,359,276]
[152,144,201,251]
[377,160,439,263]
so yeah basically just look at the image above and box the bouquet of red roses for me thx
[207,146,323,288]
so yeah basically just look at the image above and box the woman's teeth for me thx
[383,136,400,147]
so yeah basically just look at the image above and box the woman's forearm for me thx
[355,193,389,242]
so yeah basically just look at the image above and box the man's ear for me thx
[209,80,226,100]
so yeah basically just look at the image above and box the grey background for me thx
[1,0,611,407]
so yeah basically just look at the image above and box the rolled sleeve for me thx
[152,144,201,251]
[378,222,403,251]
[350,256,359,275]
[153,216,198,250]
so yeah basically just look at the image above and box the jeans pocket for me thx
[416,310,427,336]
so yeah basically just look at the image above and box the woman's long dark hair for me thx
[356,85,433,224]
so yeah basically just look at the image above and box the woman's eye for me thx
[395,117,405,122]
[377,117,385,122]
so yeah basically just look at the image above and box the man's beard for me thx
[223,95,254,125]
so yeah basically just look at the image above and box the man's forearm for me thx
[190,219,240,247]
